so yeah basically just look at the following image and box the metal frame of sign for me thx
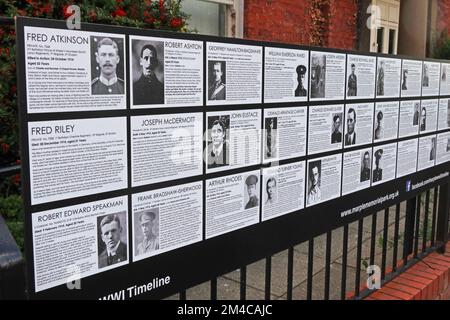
[15,16,450,300]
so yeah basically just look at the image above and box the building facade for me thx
[183,0,450,58]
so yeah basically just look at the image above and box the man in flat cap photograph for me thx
[245,175,259,210]
[295,65,307,97]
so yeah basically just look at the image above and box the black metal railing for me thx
[172,184,449,300]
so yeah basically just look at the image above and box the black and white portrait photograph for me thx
[208,60,226,101]
[420,107,427,132]
[331,113,343,144]
[447,101,450,128]
[265,117,278,159]
[446,138,450,152]
[430,137,437,161]
[131,39,164,105]
[264,176,278,206]
[134,208,160,256]
[244,174,259,210]
[307,160,321,206]
[90,36,125,95]
[347,63,357,96]
[374,111,384,141]
[413,102,420,126]
[372,149,383,183]
[295,65,308,97]
[310,53,326,98]
[345,108,356,146]
[423,64,429,87]
[377,60,385,96]
[360,151,371,182]
[402,69,408,91]
[97,211,127,269]
[207,115,230,169]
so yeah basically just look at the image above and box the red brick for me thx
[384,282,421,300]
[371,291,401,300]
[378,286,413,300]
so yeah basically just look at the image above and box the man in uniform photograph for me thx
[98,214,127,268]
[295,65,307,97]
[133,44,164,105]
[347,64,357,96]
[345,108,356,146]
[92,38,125,95]
[413,103,420,126]
[374,111,384,140]
[402,69,408,91]
[245,175,259,209]
[420,107,427,132]
[136,210,159,255]
[360,151,371,182]
[377,61,385,96]
[209,61,226,100]
[331,114,342,144]
[373,149,383,183]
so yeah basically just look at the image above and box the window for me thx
[370,0,400,54]
[182,0,243,37]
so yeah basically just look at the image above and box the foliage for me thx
[0,194,24,252]
[0,0,190,250]
[434,30,450,60]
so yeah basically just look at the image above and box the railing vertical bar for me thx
[354,218,364,298]
[240,266,246,300]
[324,231,332,300]
[403,196,417,266]
[422,190,430,252]
[341,224,349,300]
[287,247,294,300]
[431,186,438,247]
[307,239,314,300]
[210,278,217,300]
[414,194,421,258]
[179,290,186,300]
[265,256,272,300]
[392,203,401,272]
[381,207,389,280]
[369,212,377,266]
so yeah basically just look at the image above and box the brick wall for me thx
[244,0,358,49]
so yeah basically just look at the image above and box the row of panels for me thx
[30,134,450,293]
[23,25,450,114]
[27,101,450,205]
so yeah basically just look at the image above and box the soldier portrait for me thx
[377,60,385,96]
[310,53,326,99]
[208,60,226,101]
[347,63,358,96]
[345,108,356,146]
[373,149,383,183]
[134,209,159,257]
[402,69,408,91]
[91,36,125,95]
[423,64,429,87]
[295,65,308,97]
[265,117,278,160]
[244,175,259,210]
[265,177,278,206]
[132,40,164,105]
[360,151,371,182]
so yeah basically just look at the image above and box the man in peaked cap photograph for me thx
[295,65,308,97]
[136,210,159,256]
[91,37,125,95]
[245,175,259,209]
[347,63,357,96]
[373,149,383,183]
